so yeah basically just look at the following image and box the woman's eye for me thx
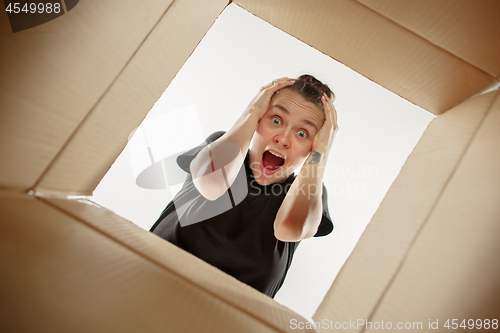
[297,130,307,138]
[272,117,281,125]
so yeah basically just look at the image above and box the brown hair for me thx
[282,74,333,111]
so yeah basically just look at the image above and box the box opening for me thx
[90,3,435,319]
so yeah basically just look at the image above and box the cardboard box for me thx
[1,0,499,332]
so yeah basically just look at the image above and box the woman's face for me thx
[249,89,324,185]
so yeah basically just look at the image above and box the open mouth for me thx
[262,150,285,174]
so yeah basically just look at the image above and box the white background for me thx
[91,4,435,320]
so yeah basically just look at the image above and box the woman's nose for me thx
[274,130,291,147]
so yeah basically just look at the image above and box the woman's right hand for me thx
[192,77,295,201]
[245,77,296,120]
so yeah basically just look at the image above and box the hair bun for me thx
[285,74,333,109]
[298,74,317,84]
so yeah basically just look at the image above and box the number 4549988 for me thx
[5,2,61,14]
[444,319,498,330]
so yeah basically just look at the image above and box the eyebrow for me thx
[272,104,319,132]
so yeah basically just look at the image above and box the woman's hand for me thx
[245,77,296,120]
[311,92,338,154]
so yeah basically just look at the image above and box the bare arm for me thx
[191,78,296,200]
[274,92,338,241]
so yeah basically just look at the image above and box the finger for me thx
[321,93,338,129]
[331,104,338,131]
[261,77,286,90]
[262,77,295,93]
[269,77,295,90]
[329,92,336,103]
[321,94,333,121]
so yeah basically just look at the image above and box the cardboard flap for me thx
[32,0,228,196]
[313,90,499,329]
[0,193,316,332]
[368,90,500,328]
[358,0,500,78]
[47,196,313,330]
[0,0,175,192]
[234,0,497,115]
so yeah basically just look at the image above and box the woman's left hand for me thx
[311,92,338,154]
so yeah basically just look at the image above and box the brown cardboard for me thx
[357,0,500,78]
[45,196,315,331]
[0,0,499,331]
[34,0,228,196]
[314,90,500,331]
[234,0,497,115]
[0,193,316,332]
[0,0,175,192]
[368,90,500,329]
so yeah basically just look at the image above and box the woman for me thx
[151,75,339,297]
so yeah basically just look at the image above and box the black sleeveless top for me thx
[150,132,333,297]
